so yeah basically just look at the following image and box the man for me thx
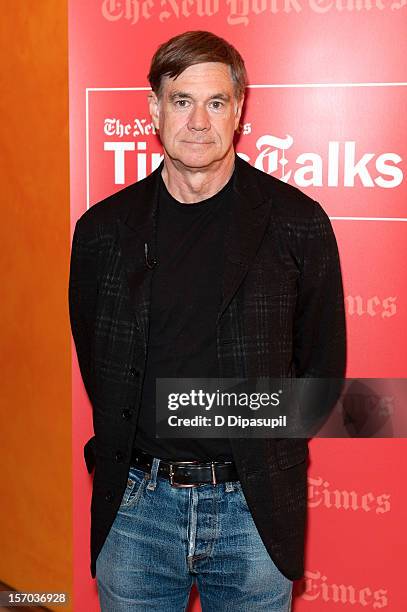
[69,30,346,611]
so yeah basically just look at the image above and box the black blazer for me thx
[69,154,346,581]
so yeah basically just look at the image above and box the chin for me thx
[182,158,217,169]
[174,150,226,170]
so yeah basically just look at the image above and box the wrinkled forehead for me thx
[158,62,237,98]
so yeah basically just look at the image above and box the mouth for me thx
[182,141,214,145]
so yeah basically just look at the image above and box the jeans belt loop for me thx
[211,461,217,486]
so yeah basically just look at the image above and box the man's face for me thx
[148,62,244,170]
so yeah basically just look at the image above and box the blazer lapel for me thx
[117,162,162,350]
[217,155,273,323]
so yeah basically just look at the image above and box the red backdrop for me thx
[69,1,407,609]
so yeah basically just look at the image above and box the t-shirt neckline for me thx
[159,169,234,211]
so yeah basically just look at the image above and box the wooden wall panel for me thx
[0,2,72,609]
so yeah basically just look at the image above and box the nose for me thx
[187,104,210,132]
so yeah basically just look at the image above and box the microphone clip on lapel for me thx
[144,242,157,269]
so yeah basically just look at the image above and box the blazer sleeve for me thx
[68,217,99,407]
[293,201,346,377]
[292,202,347,434]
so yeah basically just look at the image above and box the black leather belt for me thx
[130,447,239,487]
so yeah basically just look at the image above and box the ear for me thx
[234,96,244,131]
[148,91,160,131]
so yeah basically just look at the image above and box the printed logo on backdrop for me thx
[345,295,397,318]
[101,0,407,27]
[237,133,403,190]
[87,85,405,218]
[308,475,391,514]
[103,116,162,183]
[103,123,403,189]
[295,571,389,607]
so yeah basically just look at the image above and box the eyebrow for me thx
[168,91,231,102]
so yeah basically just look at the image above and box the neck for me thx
[161,149,236,203]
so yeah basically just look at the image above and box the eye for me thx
[210,100,224,110]
[174,99,190,108]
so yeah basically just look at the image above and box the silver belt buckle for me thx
[168,460,218,488]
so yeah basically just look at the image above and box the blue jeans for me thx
[96,457,293,611]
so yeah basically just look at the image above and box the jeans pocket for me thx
[232,482,252,513]
[119,466,147,510]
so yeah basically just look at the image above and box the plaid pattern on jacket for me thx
[69,154,346,581]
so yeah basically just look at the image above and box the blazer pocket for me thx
[244,267,298,298]
[218,337,236,345]
[276,439,309,470]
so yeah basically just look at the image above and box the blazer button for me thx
[129,367,139,377]
[115,450,124,463]
[122,408,132,420]
[105,490,114,502]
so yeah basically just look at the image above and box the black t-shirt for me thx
[133,170,235,461]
